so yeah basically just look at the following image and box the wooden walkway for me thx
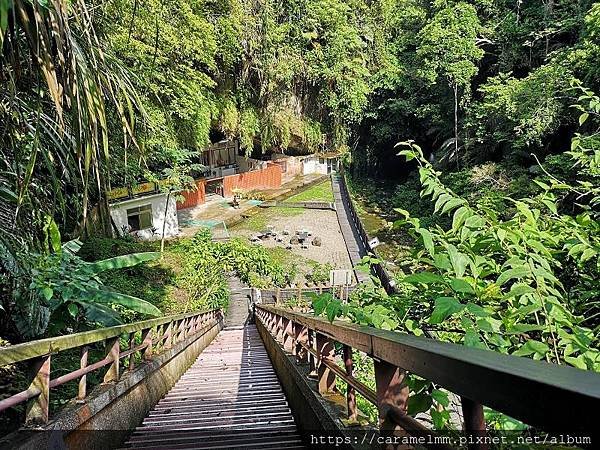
[124,326,304,449]
[332,174,369,283]
[124,280,304,449]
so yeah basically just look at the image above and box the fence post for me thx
[284,319,294,353]
[128,332,136,371]
[77,346,88,401]
[25,355,51,425]
[461,396,487,450]
[142,328,153,361]
[343,345,357,421]
[374,360,409,439]
[316,333,336,394]
[104,337,120,383]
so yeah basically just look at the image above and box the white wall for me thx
[302,157,328,175]
[110,193,179,241]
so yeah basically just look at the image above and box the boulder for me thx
[312,237,322,247]
[290,236,299,245]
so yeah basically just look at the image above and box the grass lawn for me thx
[285,179,334,202]
[231,206,304,232]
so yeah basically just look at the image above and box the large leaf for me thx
[85,252,160,274]
[513,340,549,359]
[429,297,464,324]
[417,228,435,257]
[496,266,530,286]
[89,290,162,316]
[82,302,123,327]
[403,272,444,285]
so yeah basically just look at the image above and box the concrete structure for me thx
[302,153,340,175]
[109,192,178,240]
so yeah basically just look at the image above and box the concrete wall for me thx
[271,154,304,180]
[110,193,178,240]
[236,155,268,173]
[302,156,328,175]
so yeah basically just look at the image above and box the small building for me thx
[109,193,178,240]
[302,152,340,175]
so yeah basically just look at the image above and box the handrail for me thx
[0,310,217,366]
[0,309,223,426]
[256,304,600,440]
[336,170,396,294]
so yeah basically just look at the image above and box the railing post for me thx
[283,318,293,352]
[316,333,336,394]
[164,322,173,349]
[142,328,153,360]
[103,337,120,383]
[343,345,357,421]
[128,332,136,371]
[77,346,88,401]
[374,360,409,438]
[308,329,317,377]
[25,355,51,425]
[461,396,487,450]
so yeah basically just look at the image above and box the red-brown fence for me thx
[176,180,206,210]
[223,163,282,197]
[176,165,282,210]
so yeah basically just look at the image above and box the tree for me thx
[416,2,483,167]
[146,151,202,252]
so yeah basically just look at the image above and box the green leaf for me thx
[418,228,435,257]
[84,252,160,274]
[446,244,468,278]
[41,287,54,301]
[325,300,343,323]
[82,303,122,327]
[496,266,530,286]
[450,278,474,294]
[311,293,331,316]
[429,297,464,324]
[452,206,472,233]
[579,112,589,125]
[67,303,79,318]
[88,290,162,316]
[403,272,444,285]
[464,330,484,348]
[431,389,449,407]
[62,239,83,254]
[441,198,464,215]
[466,303,490,317]
[513,340,549,357]
[407,392,432,416]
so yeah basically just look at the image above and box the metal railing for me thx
[0,309,223,426]
[256,305,600,445]
[336,170,396,294]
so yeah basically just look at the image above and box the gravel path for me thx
[230,208,353,271]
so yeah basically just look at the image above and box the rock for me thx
[290,236,299,245]
[312,237,322,246]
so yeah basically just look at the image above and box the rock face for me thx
[312,237,322,246]
[290,236,299,245]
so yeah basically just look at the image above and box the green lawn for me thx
[285,180,334,202]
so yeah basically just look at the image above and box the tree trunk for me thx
[454,83,459,170]
[161,191,171,253]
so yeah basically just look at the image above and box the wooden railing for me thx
[336,171,396,294]
[0,309,223,426]
[256,305,600,445]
